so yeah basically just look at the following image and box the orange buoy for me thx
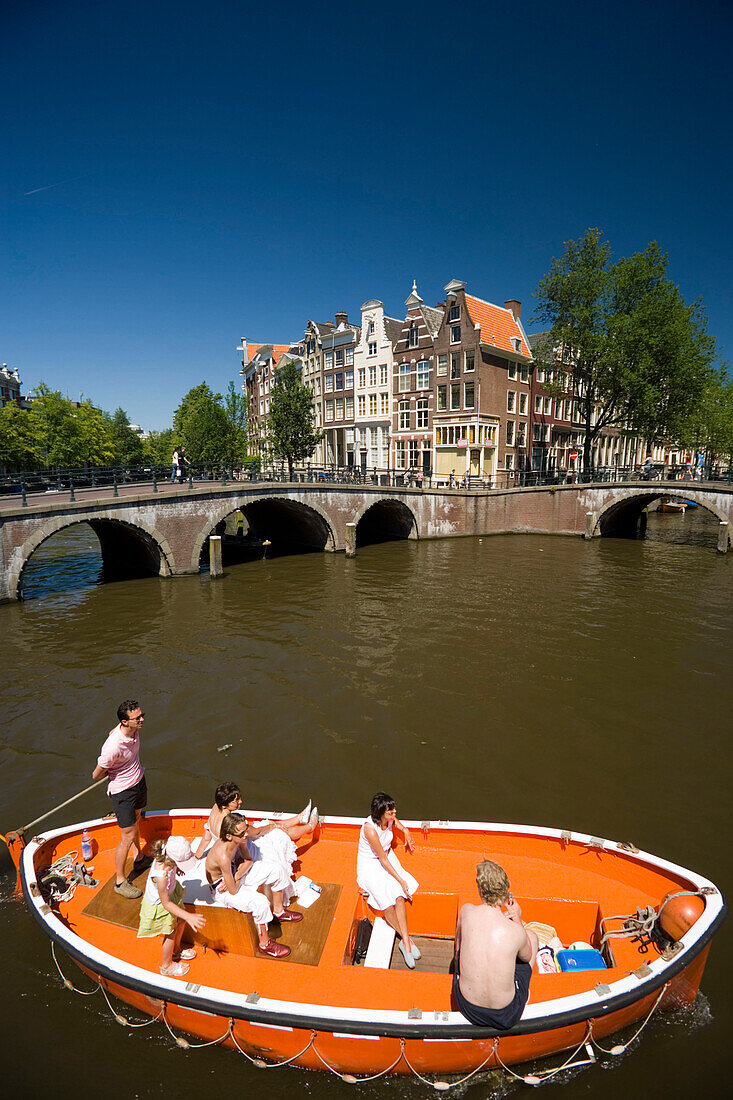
[658,892,705,941]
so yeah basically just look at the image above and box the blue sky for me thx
[2,0,731,430]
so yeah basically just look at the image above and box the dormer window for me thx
[449,304,460,322]
[513,337,522,353]
[408,324,418,348]
[368,321,375,335]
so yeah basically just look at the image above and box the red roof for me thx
[246,343,291,364]
[464,295,530,358]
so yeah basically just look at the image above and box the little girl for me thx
[137,837,206,977]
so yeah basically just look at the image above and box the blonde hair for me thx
[476,859,510,906]
[151,838,170,864]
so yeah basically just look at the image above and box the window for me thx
[358,368,366,388]
[399,362,410,392]
[345,397,354,417]
[335,372,343,390]
[437,353,447,376]
[533,423,542,442]
[505,453,514,470]
[325,374,333,392]
[449,303,460,322]
[399,401,410,430]
[464,382,474,409]
[346,347,353,366]
[369,394,377,416]
[507,390,516,412]
[259,400,264,414]
[451,324,461,344]
[325,352,333,369]
[325,401,334,422]
[368,341,377,356]
[544,424,551,442]
[543,396,551,415]
[358,395,365,416]
[379,364,387,385]
[335,398,344,419]
[369,365,377,387]
[368,320,375,335]
[464,350,475,372]
[417,360,429,389]
[516,421,526,446]
[416,398,428,428]
[409,440,419,467]
[451,353,461,379]
[451,383,460,410]
[536,368,545,383]
[508,362,517,380]
[335,349,343,366]
[555,399,563,419]
[506,420,515,446]
[437,385,447,411]
[564,399,573,421]
[534,395,542,414]
[345,369,353,389]
[396,440,406,468]
[315,377,321,395]
[520,366,529,384]
[408,324,418,348]
[519,393,528,415]
[380,392,388,415]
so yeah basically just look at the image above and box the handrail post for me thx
[69,475,75,503]
[152,468,157,492]
[21,479,28,507]
[113,471,119,498]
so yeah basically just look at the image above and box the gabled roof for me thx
[384,316,404,345]
[248,343,292,364]
[420,304,443,337]
[464,295,531,358]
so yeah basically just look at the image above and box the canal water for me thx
[2,513,730,1098]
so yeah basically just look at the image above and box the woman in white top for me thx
[357,791,420,969]
[194,781,317,861]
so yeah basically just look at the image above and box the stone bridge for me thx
[1,479,730,601]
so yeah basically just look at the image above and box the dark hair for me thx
[221,811,246,842]
[215,782,241,810]
[370,792,395,824]
[117,699,140,723]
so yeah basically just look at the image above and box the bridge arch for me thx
[13,515,173,599]
[191,494,338,570]
[593,488,728,540]
[353,497,418,547]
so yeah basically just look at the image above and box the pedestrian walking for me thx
[170,448,180,483]
[178,447,187,483]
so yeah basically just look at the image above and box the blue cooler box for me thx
[556,948,606,972]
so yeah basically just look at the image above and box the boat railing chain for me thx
[494,1023,595,1087]
[401,1036,499,1091]
[589,982,669,1056]
[160,1002,230,1048]
[50,942,100,996]
[229,1023,317,1068]
[98,979,163,1028]
[311,1036,405,1083]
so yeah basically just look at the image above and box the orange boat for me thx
[7,811,726,1085]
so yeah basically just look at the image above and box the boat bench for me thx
[363,917,396,968]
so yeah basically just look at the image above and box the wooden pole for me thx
[21,778,107,834]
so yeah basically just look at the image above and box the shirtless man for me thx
[453,859,538,1029]
[205,812,301,960]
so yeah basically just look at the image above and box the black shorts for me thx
[109,775,147,829]
[453,955,532,1030]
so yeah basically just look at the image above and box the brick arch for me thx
[11,514,174,599]
[352,496,419,542]
[190,494,339,570]
[591,487,728,538]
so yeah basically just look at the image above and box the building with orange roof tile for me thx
[238,338,301,459]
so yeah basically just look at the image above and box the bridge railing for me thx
[2,460,731,504]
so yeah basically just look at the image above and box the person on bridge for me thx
[452,859,538,1029]
[178,446,187,483]
[170,448,179,483]
[92,700,150,900]
[205,812,300,959]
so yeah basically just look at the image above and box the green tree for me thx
[29,384,114,466]
[108,407,144,466]
[679,369,733,469]
[0,402,42,470]
[267,360,323,478]
[143,427,176,467]
[533,229,716,472]
[224,380,248,462]
[173,382,235,464]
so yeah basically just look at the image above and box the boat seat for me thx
[363,916,396,969]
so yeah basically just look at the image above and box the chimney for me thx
[504,299,521,321]
[335,311,348,327]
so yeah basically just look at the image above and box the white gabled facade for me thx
[353,299,397,471]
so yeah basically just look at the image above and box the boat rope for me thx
[599,889,708,948]
[50,942,100,995]
[311,1036,405,1083]
[98,980,163,1028]
[160,1003,230,1048]
[230,1024,317,1068]
[589,982,669,1056]
[401,1038,498,1091]
[40,852,81,904]
[493,1024,594,1086]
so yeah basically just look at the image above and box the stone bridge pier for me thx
[1,480,730,602]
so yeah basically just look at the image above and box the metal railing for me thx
[1,460,731,505]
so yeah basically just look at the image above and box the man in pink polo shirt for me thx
[92,700,150,900]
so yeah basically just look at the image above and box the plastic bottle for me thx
[81,828,93,862]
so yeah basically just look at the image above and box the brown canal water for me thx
[2,512,731,1098]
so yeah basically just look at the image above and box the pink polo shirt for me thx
[97,723,144,795]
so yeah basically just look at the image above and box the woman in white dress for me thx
[194,782,317,861]
[357,792,420,969]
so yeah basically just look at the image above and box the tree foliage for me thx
[108,407,144,466]
[532,229,717,470]
[266,360,324,478]
[142,428,176,466]
[0,401,42,468]
[678,369,733,467]
[173,381,244,464]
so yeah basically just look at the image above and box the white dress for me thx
[356,817,418,911]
